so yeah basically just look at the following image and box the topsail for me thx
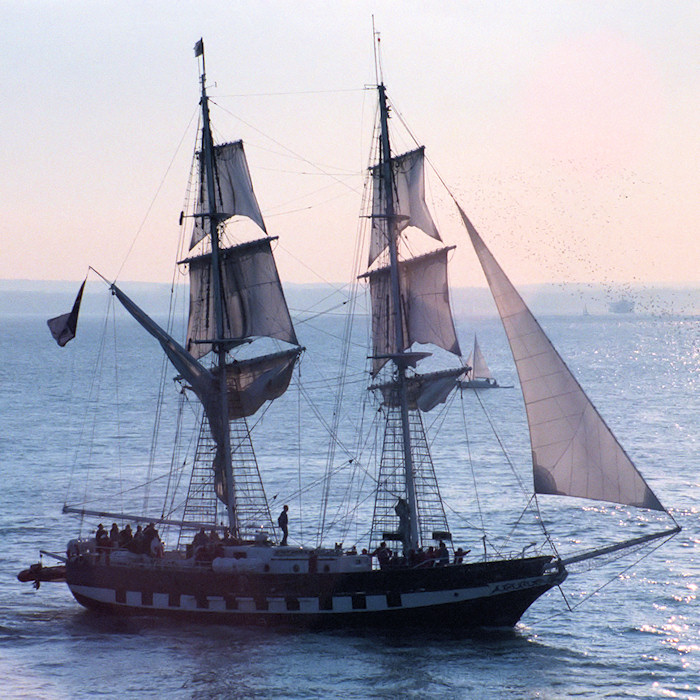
[190,140,266,249]
[363,247,461,375]
[183,237,298,359]
[369,147,441,266]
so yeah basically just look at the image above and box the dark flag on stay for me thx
[47,280,86,347]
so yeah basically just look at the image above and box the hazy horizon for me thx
[3,278,697,319]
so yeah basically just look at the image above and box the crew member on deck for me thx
[118,524,133,549]
[192,527,208,556]
[437,540,450,566]
[109,523,120,547]
[143,523,157,552]
[95,524,110,552]
[372,541,391,569]
[130,525,144,554]
[95,523,111,563]
[454,547,468,564]
[150,530,164,558]
[278,505,289,546]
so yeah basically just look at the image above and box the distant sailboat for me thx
[460,336,508,389]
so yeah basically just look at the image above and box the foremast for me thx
[376,84,420,552]
[196,43,237,532]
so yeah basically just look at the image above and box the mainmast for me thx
[196,41,238,533]
[376,84,420,552]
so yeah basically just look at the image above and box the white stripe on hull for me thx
[68,573,558,616]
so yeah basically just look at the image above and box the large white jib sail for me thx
[456,203,664,512]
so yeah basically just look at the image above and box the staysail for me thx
[457,204,664,511]
[108,285,228,486]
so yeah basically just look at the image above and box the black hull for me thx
[70,586,555,629]
[65,555,566,630]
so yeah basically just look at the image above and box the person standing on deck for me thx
[278,505,289,546]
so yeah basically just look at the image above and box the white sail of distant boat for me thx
[462,336,494,387]
[460,336,509,389]
[467,337,492,381]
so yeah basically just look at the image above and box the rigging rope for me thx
[110,307,126,518]
[316,154,374,544]
[459,388,486,536]
[66,295,113,536]
[297,362,304,544]
[115,108,198,281]
[211,98,362,197]
[528,535,675,625]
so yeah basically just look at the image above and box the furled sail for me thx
[363,247,462,375]
[466,337,493,380]
[109,283,300,507]
[190,140,266,249]
[215,349,301,420]
[370,367,464,411]
[183,237,298,359]
[457,204,664,511]
[369,147,441,266]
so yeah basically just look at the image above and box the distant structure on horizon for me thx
[608,299,635,314]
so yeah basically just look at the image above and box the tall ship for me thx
[20,40,679,629]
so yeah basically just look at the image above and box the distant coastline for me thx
[1,279,698,318]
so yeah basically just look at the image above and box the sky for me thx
[2,1,698,289]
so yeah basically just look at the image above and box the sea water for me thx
[0,309,698,699]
